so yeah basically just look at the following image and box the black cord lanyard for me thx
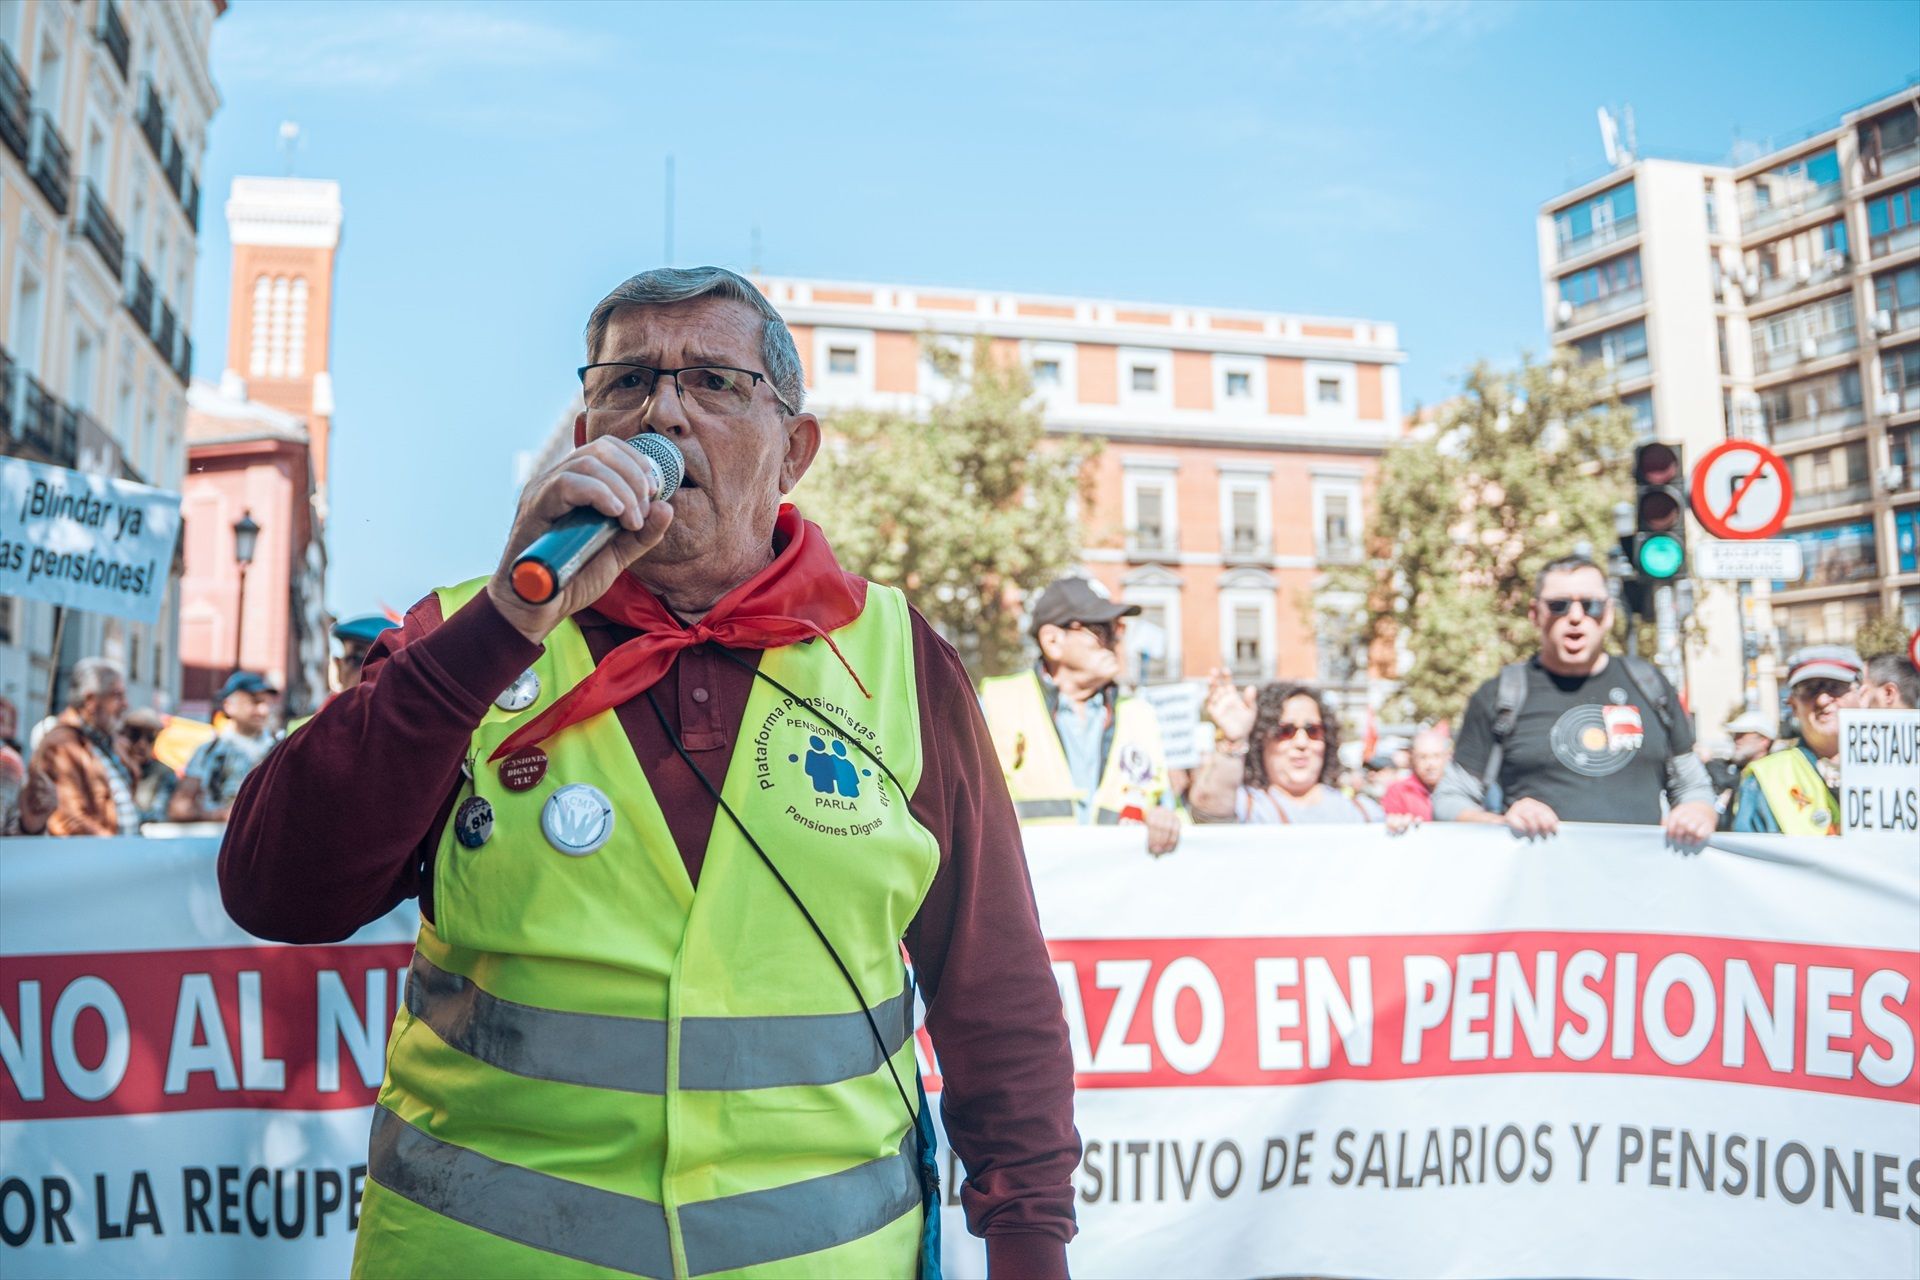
[641,675,931,1188]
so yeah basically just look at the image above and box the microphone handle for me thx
[510,508,622,605]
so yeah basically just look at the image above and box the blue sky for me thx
[192,0,1920,616]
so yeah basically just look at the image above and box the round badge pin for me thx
[499,747,549,792]
[1610,688,1629,705]
[542,783,614,857]
[1810,808,1833,831]
[454,795,494,849]
[495,668,541,713]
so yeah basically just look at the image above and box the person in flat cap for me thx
[1731,645,1861,835]
[979,575,1180,855]
[170,672,280,823]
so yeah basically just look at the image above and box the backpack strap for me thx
[1482,662,1530,794]
[1617,654,1677,746]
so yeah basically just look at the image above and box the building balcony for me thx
[1870,222,1920,261]
[0,345,13,437]
[1557,285,1644,329]
[182,171,201,231]
[1792,481,1873,514]
[27,111,72,216]
[1556,214,1640,264]
[1740,184,1843,237]
[1863,139,1920,185]
[1882,384,1920,418]
[1318,539,1362,566]
[154,301,177,359]
[1752,328,1858,376]
[1766,401,1865,445]
[0,46,28,164]
[1596,354,1652,386]
[1126,529,1179,562]
[1743,254,1849,307]
[7,371,78,467]
[77,181,125,280]
[1876,303,1920,343]
[125,261,155,330]
[96,0,131,81]
[173,332,192,386]
[1224,532,1272,564]
[137,79,164,160]
[162,136,183,198]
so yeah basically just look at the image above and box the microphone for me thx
[510,435,685,605]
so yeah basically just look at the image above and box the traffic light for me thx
[1630,441,1687,584]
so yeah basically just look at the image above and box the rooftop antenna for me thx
[277,120,303,175]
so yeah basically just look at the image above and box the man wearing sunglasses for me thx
[1435,554,1718,844]
[981,575,1181,855]
[1731,645,1862,835]
[220,267,1078,1277]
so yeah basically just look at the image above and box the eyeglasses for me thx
[1792,678,1854,703]
[1272,721,1326,743]
[1068,620,1122,648]
[1541,596,1608,619]
[578,362,795,417]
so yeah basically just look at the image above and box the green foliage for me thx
[1322,353,1637,723]
[1853,613,1911,661]
[803,335,1097,679]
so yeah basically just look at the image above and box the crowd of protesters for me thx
[0,612,397,838]
[988,560,1916,852]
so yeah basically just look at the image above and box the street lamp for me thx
[232,510,260,675]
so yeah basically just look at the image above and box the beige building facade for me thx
[0,0,219,718]
[1537,85,1920,732]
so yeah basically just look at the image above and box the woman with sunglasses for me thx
[1190,674,1385,824]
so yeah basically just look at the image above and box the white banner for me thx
[1839,709,1920,837]
[933,823,1920,1280]
[5,827,1916,1279]
[0,457,181,624]
[1,837,416,1278]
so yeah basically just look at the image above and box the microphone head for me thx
[626,435,685,501]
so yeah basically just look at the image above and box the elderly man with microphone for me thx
[220,267,1079,1278]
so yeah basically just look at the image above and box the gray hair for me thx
[584,266,805,414]
[1866,653,1919,709]
[67,657,126,708]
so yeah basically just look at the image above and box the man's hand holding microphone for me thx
[487,434,683,645]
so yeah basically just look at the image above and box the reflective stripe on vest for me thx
[405,952,914,1094]
[369,1106,918,1278]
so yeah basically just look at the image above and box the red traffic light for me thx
[1633,442,1681,488]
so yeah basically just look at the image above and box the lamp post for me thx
[232,510,260,675]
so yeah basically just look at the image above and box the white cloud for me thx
[214,3,608,89]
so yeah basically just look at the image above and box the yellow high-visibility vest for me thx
[1742,746,1840,837]
[354,576,939,1279]
[980,668,1167,824]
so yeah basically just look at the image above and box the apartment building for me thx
[765,277,1405,702]
[0,0,218,717]
[1537,84,1920,731]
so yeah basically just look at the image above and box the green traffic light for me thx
[1637,534,1684,580]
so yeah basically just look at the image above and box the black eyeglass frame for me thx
[577,362,797,416]
[1065,619,1124,648]
[1540,596,1610,619]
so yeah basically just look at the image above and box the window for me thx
[0,598,12,645]
[1788,442,1870,511]
[1316,377,1342,405]
[1622,391,1654,437]
[1864,181,1918,251]
[1229,489,1260,553]
[827,346,857,376]
[1892,427,1919,493]
[1573,320,1647,372]
[1131,365,1157,393]
[1553,182,1636,259]
[1742,147,1841,221]
[1225,371,1251,399]
[249,274,309,378]
[1885,344,1920,414]
[1032,359,1060,387]
[1759,368,1862,442]
[1133,603,1170,681]
[1323,492,1352,556]
[1134,486,1165,548]
[1774,598,1873,654]
[1778,520,1877,588]
[1703,178,1718,235]
[1859,109,1920,178]
[1557,251,1642,309]
[1749,294,1856,372]
[1232,607,1263,677]
[1874,263,1920,330]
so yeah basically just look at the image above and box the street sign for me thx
[1694,538,1805,581]
[1691,440,1793,540]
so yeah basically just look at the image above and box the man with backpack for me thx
[1432,555,1718,844]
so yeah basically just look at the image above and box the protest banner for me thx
[1139,680,1205,770]
[1839,709,1920,837]
[933,823,1920,1280]
[5,826,1915,1279]
[1,837,415,1279]
[0,457,182,625]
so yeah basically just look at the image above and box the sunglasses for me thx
[1792,678,1854,702]
[1068,620,1121,648]
[1271,721,1326,743]
[1541,596,1608,619]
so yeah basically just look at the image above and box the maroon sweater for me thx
[220,589,1079,1275]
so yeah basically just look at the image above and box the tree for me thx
[1322,353,1637,724]
[802,335,1097,679]
[1853,613,1911,661]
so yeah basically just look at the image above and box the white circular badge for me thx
[495,668,541,713]
[541,783,614,856]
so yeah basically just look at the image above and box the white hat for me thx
[1724,710,1775,737]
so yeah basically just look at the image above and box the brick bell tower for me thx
[221,177,344,510]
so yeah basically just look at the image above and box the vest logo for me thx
[752,698,893,837]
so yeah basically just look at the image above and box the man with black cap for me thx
[1732,645,1861,835]
[170,672,280,823]
[980,576,1180,855]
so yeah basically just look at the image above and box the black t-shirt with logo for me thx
[1452,656,1693,825]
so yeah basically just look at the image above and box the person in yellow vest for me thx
[980,576,1181,856]
[219,267,1080,1278]
[1732,645,1862,835]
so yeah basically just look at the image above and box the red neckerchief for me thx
[489,504,869,762]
